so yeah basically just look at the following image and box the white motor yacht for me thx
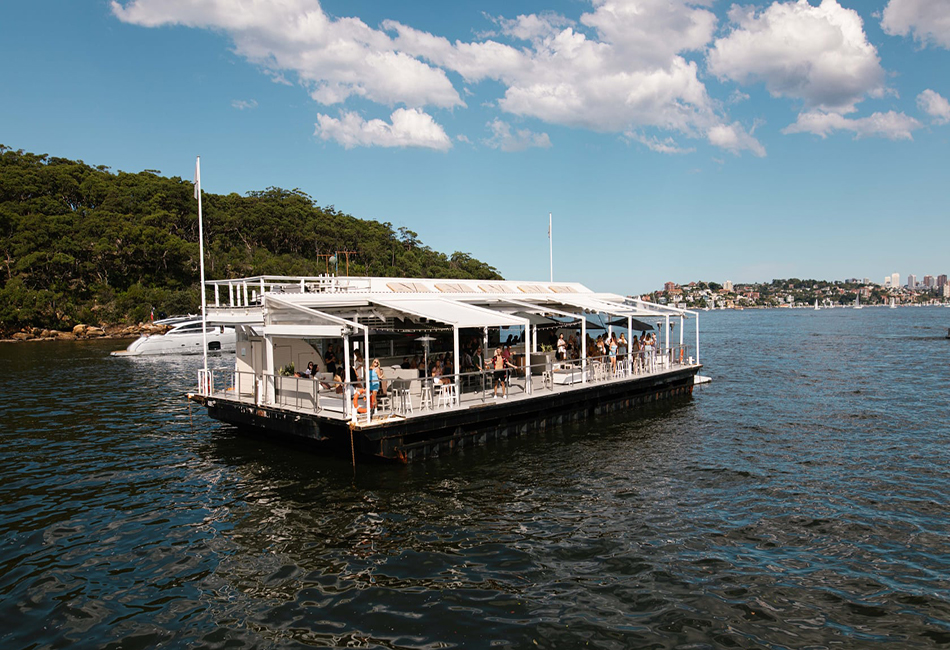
[112,319,235,356]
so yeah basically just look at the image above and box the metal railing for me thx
[196,345,696,420]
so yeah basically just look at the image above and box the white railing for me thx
[197,345,696,419]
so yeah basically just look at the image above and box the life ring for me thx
[353,388,377,414]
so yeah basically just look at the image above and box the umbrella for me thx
[605,316,655,331]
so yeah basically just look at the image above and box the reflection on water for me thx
[2,309,950,649]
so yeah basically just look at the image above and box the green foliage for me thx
[0,146,502,333]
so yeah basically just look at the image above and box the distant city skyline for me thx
[1,1,948,295]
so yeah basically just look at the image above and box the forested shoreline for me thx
[0,146,501,335]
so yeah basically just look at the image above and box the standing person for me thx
[324,344,337,374]
[368,358,382,414]
[609,333,618,374]
[488,348,513,398]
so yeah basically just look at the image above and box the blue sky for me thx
[2,0,948,295]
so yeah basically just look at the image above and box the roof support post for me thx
[263,334,275,405]
[453,325,460,399]
[364,326,371,426]
[581,318,587,384]
[343,334,351,420]
[524,322,532,395]
[664,315,670,358]
[695,313,700,365]
[483,327,489,399]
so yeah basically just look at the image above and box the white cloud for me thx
[707,122,767,156]
[782,110,921,140]
[231,99,258,110]
[387,3,750,154]
[110,0,767,156]
[625,132,695,154]
[881,0,950,48]
[111,0,462,109]
[314,108,452,150]
[917,89,950,124]
[708,0,886,113]
[484,119,552,152]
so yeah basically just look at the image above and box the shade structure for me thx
[513,311,564,328]
[605,316,655,331]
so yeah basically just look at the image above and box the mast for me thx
[195,156,208,373]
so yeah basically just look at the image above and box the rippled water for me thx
[2,307,949,649]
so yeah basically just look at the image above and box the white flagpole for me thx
[195,156,208,373]
[548,212,553,282]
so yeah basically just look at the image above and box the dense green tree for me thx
[0,146,502,333]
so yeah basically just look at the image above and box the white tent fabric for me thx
[369,297,528,329]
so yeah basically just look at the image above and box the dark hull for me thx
[192,366,700,462]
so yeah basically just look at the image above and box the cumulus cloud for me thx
[625,132,695,154]
[708,0,885,113]
[111,0,462,109]
[314,108,452,150]
[917,89,950,123]
[109,0,767,156]
[231,99,258,110]
[782,110,921,140]
[387,2,743,151]
[484,119,552,152]
[881,0,950,48]
[707,122,767,156]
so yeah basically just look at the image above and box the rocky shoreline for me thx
[1,322,172,343]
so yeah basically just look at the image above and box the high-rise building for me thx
[923,275,935,288]
[890,273,900,289]
[907,274,917,289]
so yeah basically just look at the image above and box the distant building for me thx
[724,280,733,292]
[907,274,917,289]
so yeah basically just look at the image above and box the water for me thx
[2,308,949,649]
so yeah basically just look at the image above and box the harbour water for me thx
[2,307,949,649]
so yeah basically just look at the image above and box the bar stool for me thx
[420,382,433,411]
[436,383,458,408]
[399,388,413,414]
